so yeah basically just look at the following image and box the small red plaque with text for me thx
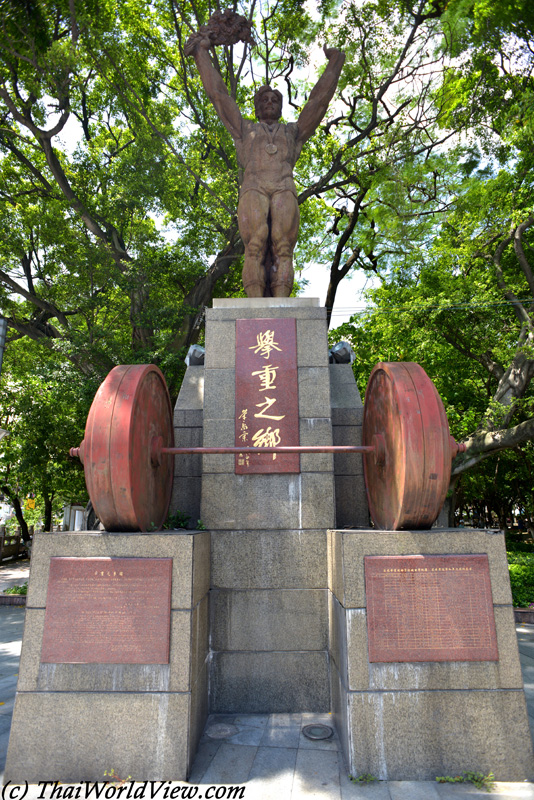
[235,318,299,473]
[41,557,172,664]
[365,554,498,662]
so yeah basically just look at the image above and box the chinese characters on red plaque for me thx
[41,557,172,664]
[235,318,299,473]
[365,554,498,663]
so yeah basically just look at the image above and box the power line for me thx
[328,298,534,317]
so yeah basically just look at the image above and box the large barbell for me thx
[70,362,464,532]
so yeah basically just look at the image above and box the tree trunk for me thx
[43,491,53,532]
[12,496,30,542]
[0,488,31,542]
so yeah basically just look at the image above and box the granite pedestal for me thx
[5,530,209,782]
[202,299,334,712]
[171,298,369,714]
[328,527,534,780]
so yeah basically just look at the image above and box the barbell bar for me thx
[69,362,465,533]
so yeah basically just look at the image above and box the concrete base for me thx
[5,530,210,782]
[328,527,534,781]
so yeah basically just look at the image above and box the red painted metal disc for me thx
[362,362,452,530]
[83,365,174,532]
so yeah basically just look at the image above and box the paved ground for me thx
[518,625,534,743]
[1,560,534,798]
[0,558,30,591]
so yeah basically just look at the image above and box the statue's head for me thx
[254,85,283,122]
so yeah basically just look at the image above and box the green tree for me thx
[2,0,533,528]
[328,0,534,523]
[0,0,468,378]
[0,338,91,536]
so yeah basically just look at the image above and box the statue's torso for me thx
[235,120,302,197]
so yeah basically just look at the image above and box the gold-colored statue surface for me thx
[186,12,345,297]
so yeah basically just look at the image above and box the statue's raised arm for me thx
[297,47,346,144]
[187,11,345,298]
[185,35,243,140]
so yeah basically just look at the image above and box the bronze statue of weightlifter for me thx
[186,18,345,297]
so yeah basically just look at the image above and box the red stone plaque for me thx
[235,318,299,473]
[41,557,172,664]
[365,554,498,662]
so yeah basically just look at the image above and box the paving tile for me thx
[301,712,336,726]
[0,696,15,718]
[0,714,12,736]
[260,722,301,748]
[0,674,18,695]
[491,784,534,798]
[518,642,534,660]
[299,728,341,752]
[200,742,258,784]
[299,713,340,751]
[389,781,441,799]
[206,713,237,725]
[434,781,494,797]
[292,748,341,799]
[269,712,302,726]
[200,714,237,743]
[215,714,270,744]
[227,726,266,746]
[0,728,9,772]
[188,740,221,783]
[246,745,297,799]
[233,714,269,729]
[0,607,26,644]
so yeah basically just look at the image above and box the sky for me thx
[298,262,378,326]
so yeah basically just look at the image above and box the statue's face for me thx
[257,91,282,123]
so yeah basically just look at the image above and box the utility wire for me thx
[327,298,534,318]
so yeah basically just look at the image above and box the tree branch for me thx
[452,416,534,475]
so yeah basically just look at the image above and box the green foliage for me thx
[163,510,191,530]
[0,339,90,524]
[507,552,534,608]
[3,583,28,596]
[1,0,534,526]
[349,773,378,784]
[103,768,132,784]
[436,771,495,792]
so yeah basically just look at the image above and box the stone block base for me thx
[332,663,533,780]
[328,527,534,781]
[211,651,329,713]
[5,530,210,782]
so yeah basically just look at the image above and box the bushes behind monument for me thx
[507,550,534,607]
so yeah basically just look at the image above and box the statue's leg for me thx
[238,191,270,297]
[269,191,300,297]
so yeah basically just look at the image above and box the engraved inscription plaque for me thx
[235,317,299,474]
[365,554,498,662]
[41,557,172,664]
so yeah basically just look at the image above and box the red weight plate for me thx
[362,362,452,530]
[83,365,174,532]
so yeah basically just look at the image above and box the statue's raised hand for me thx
[323,45,345,62]
[185,33,211,57]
